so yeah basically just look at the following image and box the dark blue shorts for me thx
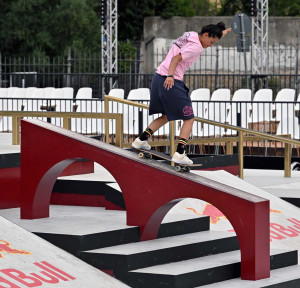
[149,73,194,121]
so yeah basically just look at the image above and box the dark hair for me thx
[199,22,226,39]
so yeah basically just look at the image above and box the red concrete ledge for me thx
[20,119,270,281]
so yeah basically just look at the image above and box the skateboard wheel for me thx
[185,167,190,172]
[145,153,152,159]
[138,152,144,158]
[175,166,181,172]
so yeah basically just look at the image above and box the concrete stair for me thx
[29,175,300,287]
[35,212,210,256]
[80,231,239,272]
[116,249,297,288]
[199,265,300,288]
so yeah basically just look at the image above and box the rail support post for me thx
[104,96,109,143]
[284,135,291,177]
[12,116,21,145]
[238,132,244,179]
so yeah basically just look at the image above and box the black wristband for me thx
[167,75,174,79]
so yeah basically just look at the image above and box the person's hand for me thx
[223,28,232,37]
[164,76,174,90]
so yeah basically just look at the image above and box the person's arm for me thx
[164,53,182,90]
[222,28,232,37]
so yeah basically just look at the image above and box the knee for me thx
[162,114,168,122]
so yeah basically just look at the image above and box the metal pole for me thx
[0,52,2,88]
[104,97,109,143]
[251,0,269,90]
[12,116,21,145]
[238,132,244,179]
[295,32,299,97]
[138,109,143,135]
[66,47,71,87]
[214,43,219,90]
[101,0,118,95]
[239,14,249,89]
[170,121,175,165]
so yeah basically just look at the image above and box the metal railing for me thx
[1,40,299,97]
[0,111,123,147]
[1,96,300,134]
[0,72,299,98]
[1,99,299,178]
[104,95,300,178]
[1,95,300,157]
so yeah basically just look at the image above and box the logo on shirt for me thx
[174,32,191,48]
[183,106,194,117]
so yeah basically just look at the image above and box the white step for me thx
[130,249,291,275]
[85,230,237,255]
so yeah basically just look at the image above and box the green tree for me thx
[118,0,213,41]
[218,0,251,16]
[218,0,300,16]
[176,0,217,16]
[118,0,180,41]
[2,0,299,58]
[0,0,101,57]
[269,0,300,16]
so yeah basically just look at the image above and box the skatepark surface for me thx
[0,132,300,287]
[0,215,130,287]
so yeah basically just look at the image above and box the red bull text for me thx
[0,261,76,287]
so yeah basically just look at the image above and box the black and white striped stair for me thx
[41,177,300,287]
[81,230,239,272]
[117,249,297,288]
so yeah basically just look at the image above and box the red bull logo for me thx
[186,203,226,224]
[0,240,31,258]
[201,203,227,224]
[186,205,284,225]
[185,204,300,243]
[270,208,283,214]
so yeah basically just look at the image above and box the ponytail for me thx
[199,22,226,39]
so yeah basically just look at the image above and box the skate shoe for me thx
[132,137,151,150]
[171,152,193,165]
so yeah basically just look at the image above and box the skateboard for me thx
[133,148,202,172]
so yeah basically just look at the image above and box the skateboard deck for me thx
[133,148,202,172]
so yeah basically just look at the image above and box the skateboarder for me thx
[133,22,231,164]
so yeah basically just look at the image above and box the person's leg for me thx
[148,114,168,133]
[179,118,194,139]
[133,74,167,150]
[132,115,168,150]
[158,78,194,164]
[172,118,194,164]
